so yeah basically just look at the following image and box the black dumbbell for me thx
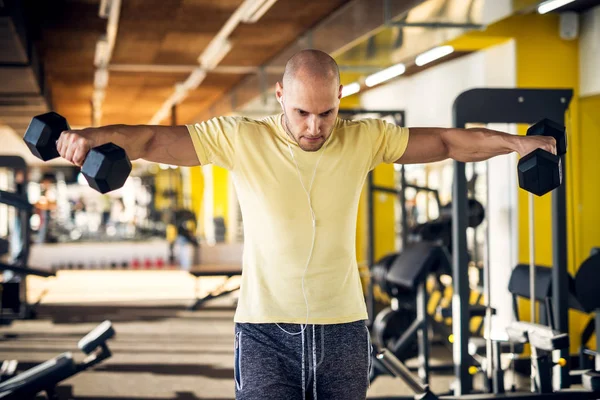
[517,118,567,197]
[23,112,132,194]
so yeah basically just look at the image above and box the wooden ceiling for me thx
[21,0,352,127]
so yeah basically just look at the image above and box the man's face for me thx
[276,78,342,152]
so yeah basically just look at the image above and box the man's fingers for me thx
[63,133,79,163]
[548,137,557,155]
[72,146,87,167]
[72,138,91,166]
[56,132,66,157]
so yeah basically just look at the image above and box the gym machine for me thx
[370,242,452,385]
[0,320,115,400]
[449,88,573,395]
[0,156,55,323]
[368,88,600,399]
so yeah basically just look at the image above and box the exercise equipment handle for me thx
[376,349,428,394]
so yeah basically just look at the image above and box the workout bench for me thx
[188,264,242,310]
[0,320,115,400]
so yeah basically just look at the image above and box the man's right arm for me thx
[56,124,200,167]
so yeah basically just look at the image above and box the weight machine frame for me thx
[450,88,573,395]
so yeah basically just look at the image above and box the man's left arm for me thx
[397,127,557,164]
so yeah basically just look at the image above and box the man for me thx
[57,49,555,400]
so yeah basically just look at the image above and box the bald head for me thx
[282,49,340,88]
[276,50,342,152]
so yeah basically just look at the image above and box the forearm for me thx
[80,124,155,160]
[442,127,520,162]
[78,124,197,165]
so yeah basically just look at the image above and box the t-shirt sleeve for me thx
[368,119,410,170]
[186,116,239,170]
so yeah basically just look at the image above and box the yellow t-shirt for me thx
[187,114,409,324]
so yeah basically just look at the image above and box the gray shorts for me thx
[234,320,372,400]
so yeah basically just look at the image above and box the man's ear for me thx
[275,82,284,104]
[338,84,343,100]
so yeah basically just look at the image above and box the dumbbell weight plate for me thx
[23,112,70,161]
[81,143,132,194]
[517,148,561,197]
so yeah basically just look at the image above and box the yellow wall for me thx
[213,166,229,229]
[189,166,204,235]
[154,168,183,210]
[578,94,600,258]
[372,165,397,260]
[186,165,228,239]
[579,94,600,349]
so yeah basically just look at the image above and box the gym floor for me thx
[9,272,529,399]
[0,293,468,400]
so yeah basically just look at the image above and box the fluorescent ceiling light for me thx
[199,38,233,69]
[94,68,109,89]
[365,63,406,87]
[415,45,454,67]
[150,106,170,125]
[241,0,278,23]
[99,0,111,18]
[170,86,189,105]
[92,89,105,104]
[537,0,576,14]
[341,82,361,98]
[94,37,110,67]
[182,68,207,91]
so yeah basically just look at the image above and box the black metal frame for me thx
[188,270,241,310]
[0,156,30,266]
[451,88,573,394]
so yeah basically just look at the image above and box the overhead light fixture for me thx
[182,68,207,91]
[365,63,406,87]
[92,89,105,104]
[341,82,361,98]
[170,86,189,106]
[99,0,111,18]
[150,106,170,125]
[94,68,109,89]
[537,0,576,14]
[415,45,454,67]
[199,38,233,70]
[94,37,110,67]
[241,0,278,23]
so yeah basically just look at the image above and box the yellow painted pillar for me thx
[578,94,600,350]
[200,165,230,243]
[372,164,397,260]
[213,166,229,230]
[189,166,204,236]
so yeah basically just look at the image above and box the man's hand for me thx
[56,130,95,167]
[518,135,557,158]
